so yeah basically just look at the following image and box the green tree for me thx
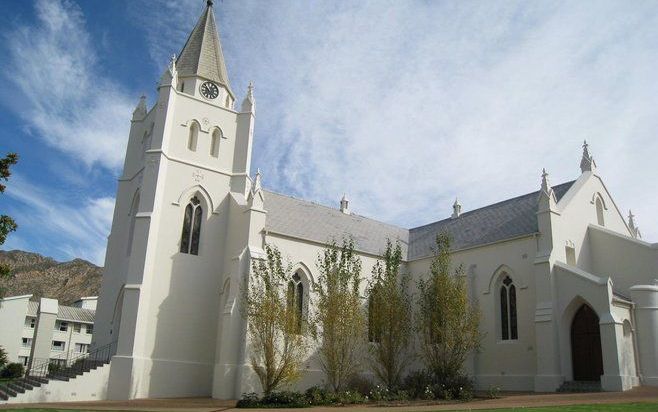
[312,238,365,392]
[0,345,7,369]
[367,239,413,390]
[0,153,18,298]
[415,233,481,380]
[243,243,309,395]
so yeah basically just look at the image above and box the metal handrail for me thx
[0,341,117,397]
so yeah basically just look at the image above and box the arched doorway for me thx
[571,304,604,381]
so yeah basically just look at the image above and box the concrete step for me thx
[6,382,26,393]
[557,380,602,393]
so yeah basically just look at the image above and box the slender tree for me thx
[243,243,309,395]
[416,233,481,380]
[367,239,413,390]
[0,153,18,298]
[313,238,365,392]
[0,345,7,369]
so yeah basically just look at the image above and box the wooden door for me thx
[571,304,604,381]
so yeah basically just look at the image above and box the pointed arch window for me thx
[210,129,221,158]
[595,197,605,226]
[500,275,517,340]
[287,272,304,334]
[188,122,199,152]
[180,196,202,255]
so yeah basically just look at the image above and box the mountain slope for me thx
[0,250,102,304]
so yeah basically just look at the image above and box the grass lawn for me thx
[440,404,658,412]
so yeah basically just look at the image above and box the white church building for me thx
[87,0,658,401]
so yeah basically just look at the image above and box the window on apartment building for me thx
[52,341,66,351]
[18,356,29,366]
[22,338,33,348]
[54,321,68,332]
[74,323,81,333]
[86,325,94,335]
[500,275,518,341]
[74,343,89,353]
[25,318,36,328]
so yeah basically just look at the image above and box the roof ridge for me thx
[262,189,408,233]
[410,180,575,232]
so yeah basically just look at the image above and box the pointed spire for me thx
[580,140,596,173]
[538,168,557,211]
[132,95,147,120]
[628,210,642,239]
[451,198,462,218]
[252,168,262,194]
[176,1,233,97]
[241,81,255,113]
[340,194,350,214]
[541,168,550,193]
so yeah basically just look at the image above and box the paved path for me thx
[1,386,657,411]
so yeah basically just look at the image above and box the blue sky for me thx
[1,0,657,265]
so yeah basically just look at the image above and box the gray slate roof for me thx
[27,301,95,324]
[263,190,409,257]
[176,3,233,96]
[263,181,574,261]
[407,181,574,260]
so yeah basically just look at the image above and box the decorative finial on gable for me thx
[340,194,350,214]
[252,168,262,193]
[451,198,462,218]
[241,81,255,113]
[628,210,642,239]
[580,140,596,173]
[132,95,147,120]
[541,168,550,193]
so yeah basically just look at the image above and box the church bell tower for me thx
[93,0,258,400]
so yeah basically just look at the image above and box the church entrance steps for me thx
[557,380,602,393]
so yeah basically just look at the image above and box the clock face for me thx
[200,81,219,99]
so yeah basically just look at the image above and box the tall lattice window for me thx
[500,275,518,340]
[180,196,202,255]
[287,272,304,334]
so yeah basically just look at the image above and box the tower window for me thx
[210,129,221,158]
[127,192,140,255]
[287,272,304,334]
[180,196,202,255]
[500,275,517,340]
[188,122,199,152]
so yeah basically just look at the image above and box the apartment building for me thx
[0,295,96,368]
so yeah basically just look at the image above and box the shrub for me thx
[346,373,374,396]
[261,391,308,407]
[236,393,260,408]
[436,374,474,400]
[402,369,433,399]
[0,362,24,379]
[488,384,501,399]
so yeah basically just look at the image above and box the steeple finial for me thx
[541,168,550,193]
[451,198,462,218]
[207,0,214,6]
[132,95,147,120]
[580,140,596,173]
[628,210,642,239]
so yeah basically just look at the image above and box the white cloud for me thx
[4,0,134,170]
[127,1,658,242]
[5,174,114,265]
